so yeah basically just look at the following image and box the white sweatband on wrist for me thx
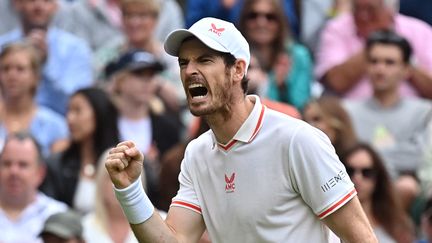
[114,176,154,224]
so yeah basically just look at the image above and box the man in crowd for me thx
[0,132,67,242]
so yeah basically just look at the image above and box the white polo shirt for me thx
[171,96,356,243]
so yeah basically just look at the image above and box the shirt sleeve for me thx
[288,124,356,219]
[170,146,202,214]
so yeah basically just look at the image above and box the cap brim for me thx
[127,62,165,73]
[164,29,229,57]
[40,225,74,239]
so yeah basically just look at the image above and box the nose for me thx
[183,61,198,77]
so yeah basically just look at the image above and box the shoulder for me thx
[48,27,90,50]
[33,106,67,130]
[35,106,66,122]
[396,14,432,31]
[0,29,21,46]
[36,192,68,212]
[323,13,354,32]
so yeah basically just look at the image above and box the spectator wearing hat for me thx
[106,49,182,209]
[0,132,67,243]
[40,210,84,243]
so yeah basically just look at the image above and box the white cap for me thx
[164,17,250,72]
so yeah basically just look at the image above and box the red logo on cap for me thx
[209,23,225,36]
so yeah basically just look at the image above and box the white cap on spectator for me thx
[164,17,250,73]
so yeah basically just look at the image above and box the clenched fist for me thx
[105,141,144,189]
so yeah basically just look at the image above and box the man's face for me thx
[16,0,58,29]
[121,3,157,45]
[367,44,408,93]
[116,70,158,105]
[42,234,82,243]
[178,38,234,117]
[0,50,38,100]
[0,138,44,202]
[353,0,384,23]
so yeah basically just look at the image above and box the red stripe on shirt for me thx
[218,139,237,151]
[171,200,202,214]
[318,188,357,219]
[248,105,265,142]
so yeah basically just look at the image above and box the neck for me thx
[253,45,273,70]
[0,192,36,221]
[118,97,150,119]
[5,96,35,114]
[206,96,254,144]
[373,88,400,108]
[80,139,96,166]
[129,39,155,53]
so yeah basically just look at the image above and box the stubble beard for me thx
[188,74,234,122]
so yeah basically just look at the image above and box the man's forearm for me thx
[409,66,432,99]
[131,212,179,243]
[323,51,367,94]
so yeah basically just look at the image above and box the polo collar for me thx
[217,95,265,151]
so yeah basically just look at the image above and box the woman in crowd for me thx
[0,42,68,157]
[238,0,313,111]
[340,143,414,243]
[83,152,140,243]
[303,96,357,157]
[41,87,120,214]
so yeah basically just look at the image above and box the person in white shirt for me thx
[0,132,67,242]
[105,17,378,242]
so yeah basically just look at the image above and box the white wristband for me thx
[114,176,154,224]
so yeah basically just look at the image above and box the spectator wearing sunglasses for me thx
[340,143,415,243]
[238,0,313,111]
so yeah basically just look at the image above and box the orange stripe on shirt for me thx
[171,200,202,214]
[318,188,357,219]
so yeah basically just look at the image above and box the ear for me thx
[232,59,247,83]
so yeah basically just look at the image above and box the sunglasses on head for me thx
[346,166,376,179]
[246,11,277,21]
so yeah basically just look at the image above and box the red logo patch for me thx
[225,172,236,193]
[209,23,225,36]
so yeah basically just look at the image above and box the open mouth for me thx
[188,83,208,98]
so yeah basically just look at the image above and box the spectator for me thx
[315,0,432,99]
[83,152,139,243]
[41,88,120,214]
[58,0,184,51]
[0,0,93,115]
[343,30,432,178]
[185,0,299,37]
[107,49,182,208]
[303,95,357,157]
[0,42,69,158]
[0,0,72,36]
[238,0,313,111]
[40,210,85,243]
[0,132,67,242]
[340,143,415,243]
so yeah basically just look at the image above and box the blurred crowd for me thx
[0,0,431,242]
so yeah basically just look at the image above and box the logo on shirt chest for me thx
[225,172,236,193]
